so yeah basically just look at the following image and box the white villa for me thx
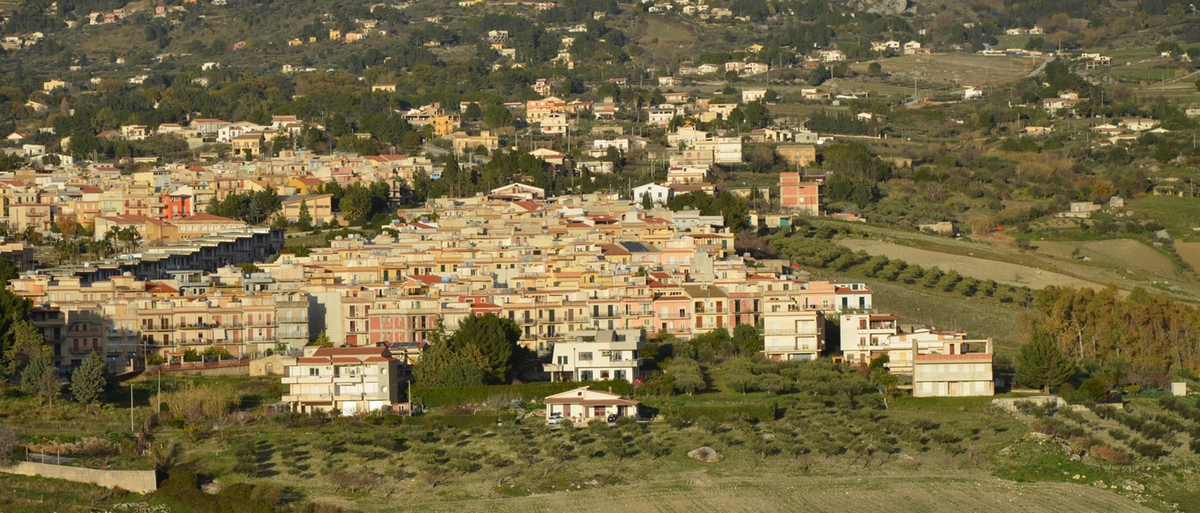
[543,329,645,382]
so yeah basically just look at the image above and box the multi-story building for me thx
[839,313,899,365]
[761,295,824,361]
[281,346,403,415]
[778,172,821,215]
[544,329,645,382]
[913,338,994,397]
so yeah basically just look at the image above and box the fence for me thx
[153,359,250,375]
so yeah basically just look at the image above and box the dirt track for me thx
[839,239,1102,290]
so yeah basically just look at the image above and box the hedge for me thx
[413,380,633,408]
[403,413,518,429]
[658,401,778,423]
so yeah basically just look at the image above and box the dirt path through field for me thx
[422,473,1152,513]
[839,239,1103,289]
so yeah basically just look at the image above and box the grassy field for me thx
[3,373,1198,512]
[851,55,1037,89]
[1128,195,1200,240]
[866,280,1026,353]
[822,217,1200,303]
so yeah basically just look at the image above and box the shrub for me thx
[232,440,258,477]
[1090,444,1133,464]
[660,402,777,423]
[1130,439,1167,459]
[1077,377,1106,402]
[1140,422,1168,440]
[403,413,516,429]
[1092,404,1118,419]
[162,382,241,421]
[0,424,16,467]
[1058,383,1077,402]
[1108,427,1129,441]
[414,381,631,407]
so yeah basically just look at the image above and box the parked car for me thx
[547,413,564,425]
[607,413,620,423]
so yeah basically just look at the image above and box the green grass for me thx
[0,473,133,513]
[1128,195,1200,239]
[867,281,1025,353]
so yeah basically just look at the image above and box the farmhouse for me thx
[544,386,640,423]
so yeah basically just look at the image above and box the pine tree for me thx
[5,319,48,376]
[1015,331,1075,392]
[71,351,110,405]
[21,352,60,406]
[412,338,455,386]
[296,200,313,231]
[450,314,520,383]
[641,191,654,210]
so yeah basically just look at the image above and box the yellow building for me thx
[281,194,335,227]
[430,115,460,136]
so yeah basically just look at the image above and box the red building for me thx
[778,172,822,216]
[161,193,193,220]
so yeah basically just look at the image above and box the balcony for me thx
[574,358,643,368]
[658,313,690,320]
[248,320,276,328]
[142,324,175,331]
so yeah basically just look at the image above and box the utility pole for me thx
[157,367,161,414]
[129,382,134,433]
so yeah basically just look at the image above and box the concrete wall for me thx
[0,462,157,493]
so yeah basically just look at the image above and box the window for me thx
[578,352,593,361]
[614,370,626,380]
[308,367,320,377]
[557,355,568,365]
[600,370,610,379]
[580,370,593,380]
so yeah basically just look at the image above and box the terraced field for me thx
[838,238,1101,290]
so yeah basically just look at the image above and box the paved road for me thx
[1025,54,1055,78]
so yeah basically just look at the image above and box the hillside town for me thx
[3,179,995,413]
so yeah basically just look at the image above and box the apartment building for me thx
[281,346,403,415]
[839,313,900,365]
[761,295,824,361]
[544,329,645,382]
[778,171,821,215]
[912,339,994,397]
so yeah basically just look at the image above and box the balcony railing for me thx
[142,324,175,331]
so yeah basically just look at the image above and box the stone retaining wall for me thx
[0,462,157,493]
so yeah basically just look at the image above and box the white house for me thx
[543,329,646,382]
[540,112,570,135]
[666,166,707,185]
[544,386,640,423]
[647,107,677,127]
[742,88,768,104]
[912,339,995,397]
[633,183,672,206]
[963,87,983,100]
[280,346,403,415]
